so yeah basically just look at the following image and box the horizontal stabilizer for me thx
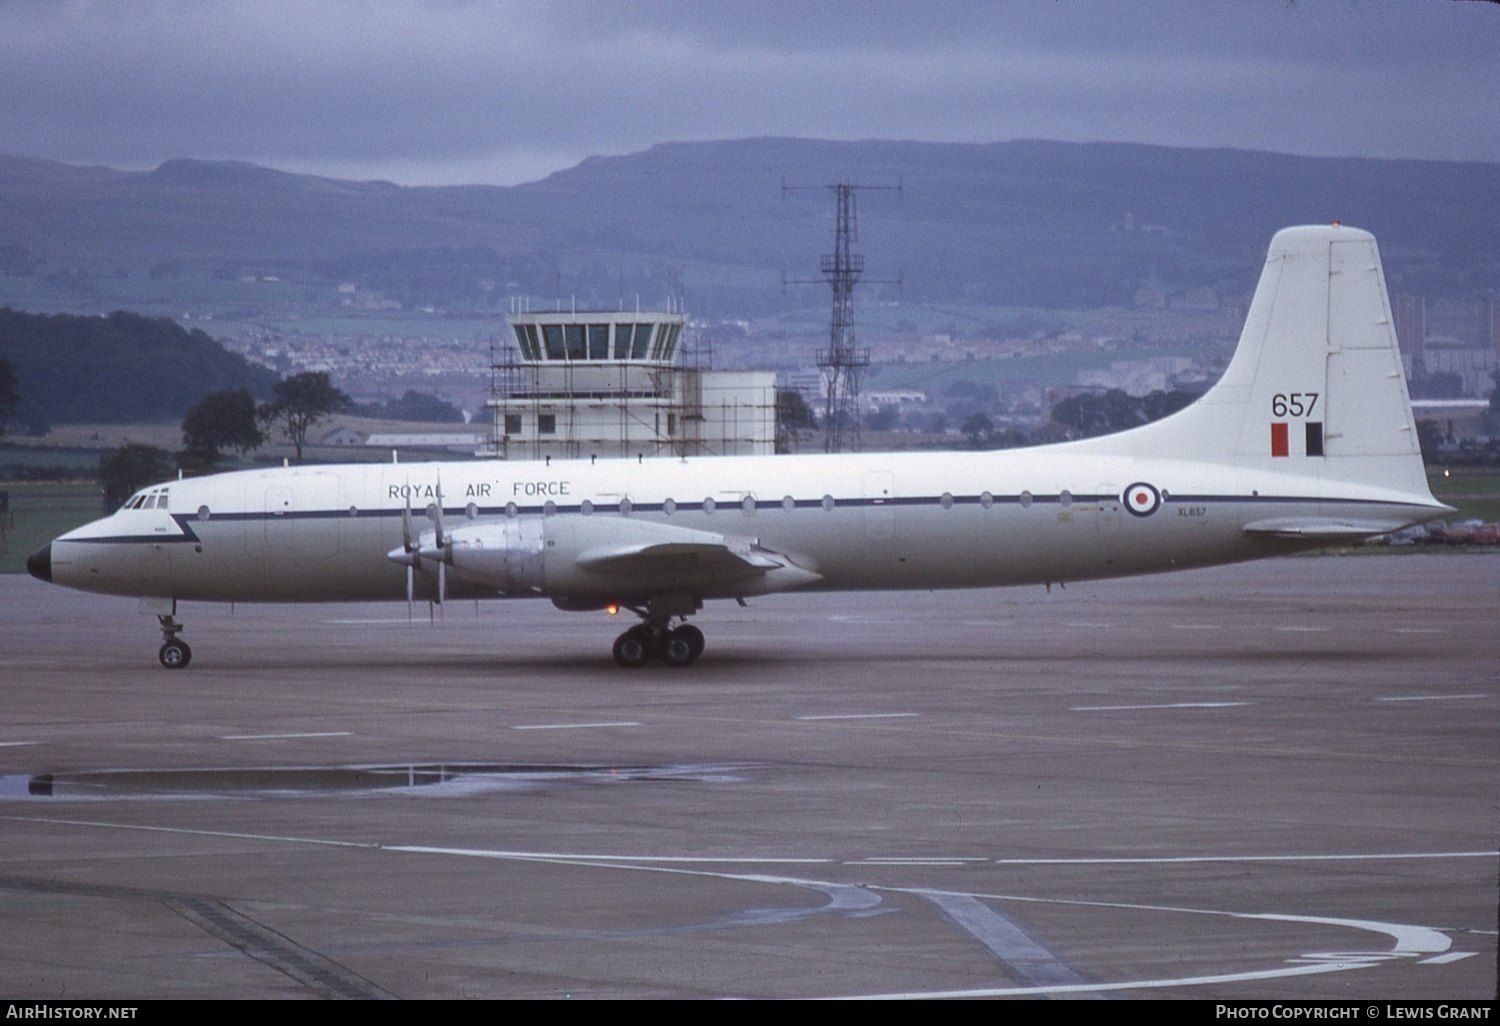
[1242,517,1435,540]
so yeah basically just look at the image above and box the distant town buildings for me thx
[1396,295,1498,399]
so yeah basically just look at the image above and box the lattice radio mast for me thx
[785,180,899,452]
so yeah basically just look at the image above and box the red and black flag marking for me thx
[1271,422,1323,458]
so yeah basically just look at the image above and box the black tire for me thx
[612,627,652,668]
[660,626,701,667]
[159,639,192,669]
[674,624,705,661]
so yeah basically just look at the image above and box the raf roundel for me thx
[1123,482,1162,517]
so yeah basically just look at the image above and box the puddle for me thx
[0,763,749,800]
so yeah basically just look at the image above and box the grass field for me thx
[0,482,105,575]
[1428,466,1500,523]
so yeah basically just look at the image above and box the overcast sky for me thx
[3,0,1496,186]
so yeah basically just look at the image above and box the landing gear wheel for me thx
[612,626,653,668]
[158,639,192,669]
[660,625,703,667]
[676,624,705,662]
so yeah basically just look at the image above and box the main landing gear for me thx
[157,613,191,669]
[612,621,706,668]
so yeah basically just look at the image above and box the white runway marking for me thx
[1274,625,1329,632]
[848,856,987,866]
[1420,952,1478,964]
[843,889,1456,999]
[1376,694,1488,703]
[795,713,920,721]
[392,845,830,864]
[991,851,1499,865]
[510,721,642,730]
[1392,628,1444,634]
[220,731,353,741]
[0,741,40,748]
[3,813,1475,1000]
[1065,622,1113,628]
[322,618,415,624]
[1168,624,1222,630]
[1072,702,1251,712]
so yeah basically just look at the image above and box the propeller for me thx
[431,475,448,610]
[399,485,418,620]
[418,472,451,614]
[387,475,452,622]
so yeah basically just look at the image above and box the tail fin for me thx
[1099,224,1438,506]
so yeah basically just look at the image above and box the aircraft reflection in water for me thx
[28,226,1450,668]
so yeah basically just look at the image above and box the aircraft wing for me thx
[577,536,788,574]
[443,514,822,598]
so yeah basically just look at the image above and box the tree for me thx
[0,356,16,437]
[180,389,263,472]
[385,390,465,423]
[775,389,818,453]
[258,372,349,464]
[961,412,994,448]
[865,405,900,432]
[99,443,175,511]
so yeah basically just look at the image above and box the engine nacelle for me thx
[443,517,546,594]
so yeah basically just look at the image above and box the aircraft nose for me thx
[26,543,52,583]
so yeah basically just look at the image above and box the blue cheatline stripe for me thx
[55,491,1393,542]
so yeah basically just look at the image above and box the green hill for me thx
[0,139,1496,316]
[0,308,278,424]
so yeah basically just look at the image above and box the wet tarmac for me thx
[1,554,1496,999]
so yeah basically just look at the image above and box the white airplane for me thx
[28,225,1450,669]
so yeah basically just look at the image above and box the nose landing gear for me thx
[157,613,191,669]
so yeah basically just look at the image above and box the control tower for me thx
[486,309,776,461]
